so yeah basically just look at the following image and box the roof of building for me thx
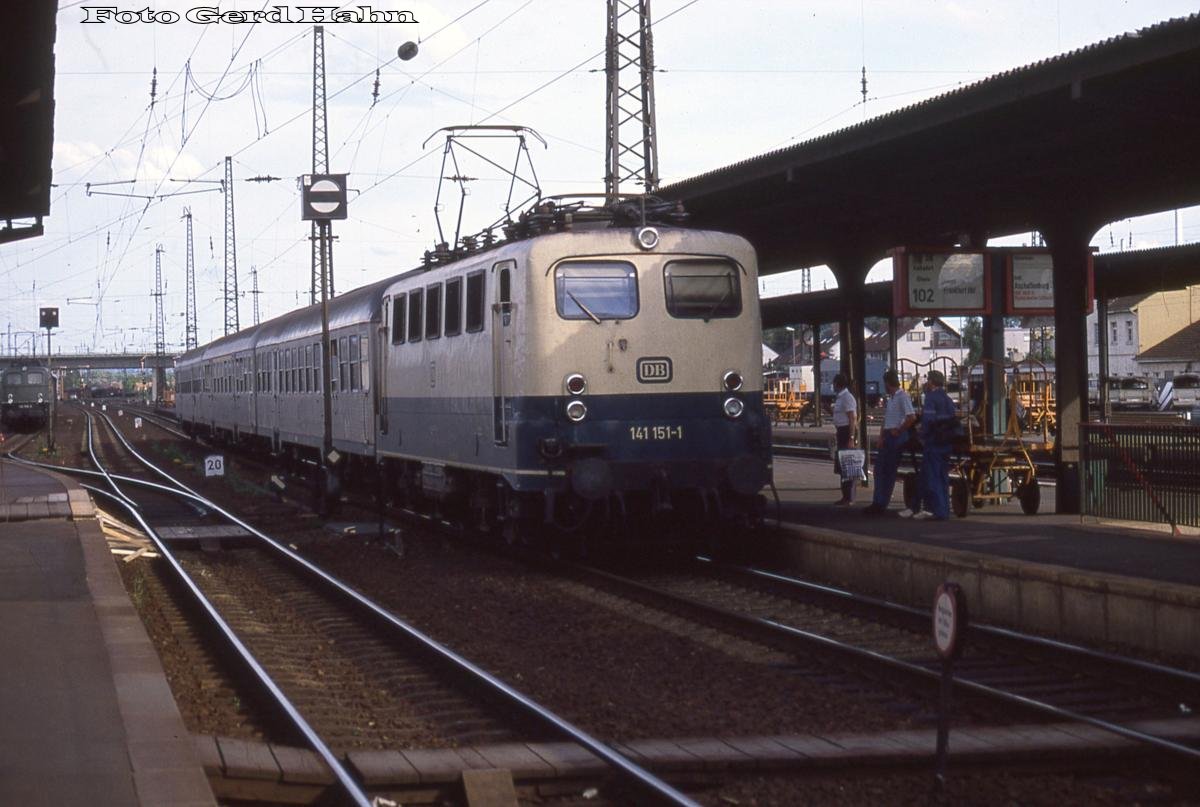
[1107,293,1151,313]
[1137,319,1200,363]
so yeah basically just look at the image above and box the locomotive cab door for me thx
[492,260,515,445]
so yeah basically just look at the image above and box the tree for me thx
[963,316,983,365]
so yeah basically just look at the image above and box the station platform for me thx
[770,454,1200,660]
[0,460,214,806]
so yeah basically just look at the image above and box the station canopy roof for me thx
[0,5,57,244]
[661,15,1200,277]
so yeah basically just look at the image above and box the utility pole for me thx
[250,265,261,325]
[182,208,198,350]
[223,156,239,335]
[604,0,659,201]
[310,26,335,305]
[153,244,166,403]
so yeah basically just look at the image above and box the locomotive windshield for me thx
[555,261,638,321]
[25,372,45,385]
[663,259,741,320]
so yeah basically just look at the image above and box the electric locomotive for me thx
[1,362,54,431]
[377,204,771,543]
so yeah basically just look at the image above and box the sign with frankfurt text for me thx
[892,248,991,316]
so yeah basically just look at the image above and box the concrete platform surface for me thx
[0,461,213,806]
[0,459,94,521]
[772,455,1200,657]
[773,454,1200,585]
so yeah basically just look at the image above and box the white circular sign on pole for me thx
[204,455,225,477]
[933,582,967,659]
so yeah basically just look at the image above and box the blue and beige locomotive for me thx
[1,362,54,430]
[176,202,771,544]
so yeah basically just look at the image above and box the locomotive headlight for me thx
[6,394,12,403]
[37,394,44,403]
[723,370,743,392]
[723,397,745,419]
[635,226,659,250]
[564,373,587,395]
[566,400,588,422]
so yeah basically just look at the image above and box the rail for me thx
[11,413,701,807]
[1081,422,1200,532]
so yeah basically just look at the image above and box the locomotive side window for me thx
[425,284,442,340]
[408,289,423,343]
[465,271,486,333]
[392,294,406,344]
[444,278,463,336]
[663,259,742,320]
[554,261,638,321]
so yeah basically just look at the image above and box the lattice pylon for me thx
[223,156,240,335]
[310,26,335,304]
[183,209,198,350]
[604,0,659,200]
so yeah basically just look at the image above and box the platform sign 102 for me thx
[892,249,990,316]
[204,455,225,477]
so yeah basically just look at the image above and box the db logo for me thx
[636,357,672,384]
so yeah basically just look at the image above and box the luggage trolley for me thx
[947,358,1042,518]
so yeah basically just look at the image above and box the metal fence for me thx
[1081,423,1200,530]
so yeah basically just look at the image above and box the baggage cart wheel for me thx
[952,478,970,519]
[1018,480,1041,514]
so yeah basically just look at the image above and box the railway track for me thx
[13,406,704,807]
[556,556,1200,763]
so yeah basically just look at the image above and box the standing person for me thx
[831,373,858,505]
[903,369,958,520]
[864,369,916,515]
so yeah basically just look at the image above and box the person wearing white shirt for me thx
[831,373,858,505]
[864,369,916,515]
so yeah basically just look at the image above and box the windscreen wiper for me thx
[567,291,602,325]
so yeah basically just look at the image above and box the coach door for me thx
[491,260,515,445]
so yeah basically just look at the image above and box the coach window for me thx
[466,270,486,333]
[339,336,350,392]
[663,259,741,320]
[359,334,369,390]
[392,294,406,344]
[407,289,423,343]
[329,340,339,392]
[313,342,322,392]
[425,284,442,340]
[304,345,312,392]
[444,278,463,336]
[554,260,638,321]
[349,335,361,391]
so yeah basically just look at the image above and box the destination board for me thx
[1002,249,1094,316]
[1009,253,1054,311]
[892,248,991,316]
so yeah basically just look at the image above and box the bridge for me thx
[7,353,181,371]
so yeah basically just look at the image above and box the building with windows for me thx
[1087,285,1200,381]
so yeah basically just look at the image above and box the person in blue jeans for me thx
[863,369,916,515]
[902,369,958,521]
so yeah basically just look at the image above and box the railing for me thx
[1081,422,1200,531]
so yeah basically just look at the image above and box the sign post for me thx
[301,173,348,515]
[39,307,58,451]
[932,581,968,792]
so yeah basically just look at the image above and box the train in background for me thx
[176,200,772,548]
[1,362,54,431]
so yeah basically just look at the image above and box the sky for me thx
[2,0,1198,355]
